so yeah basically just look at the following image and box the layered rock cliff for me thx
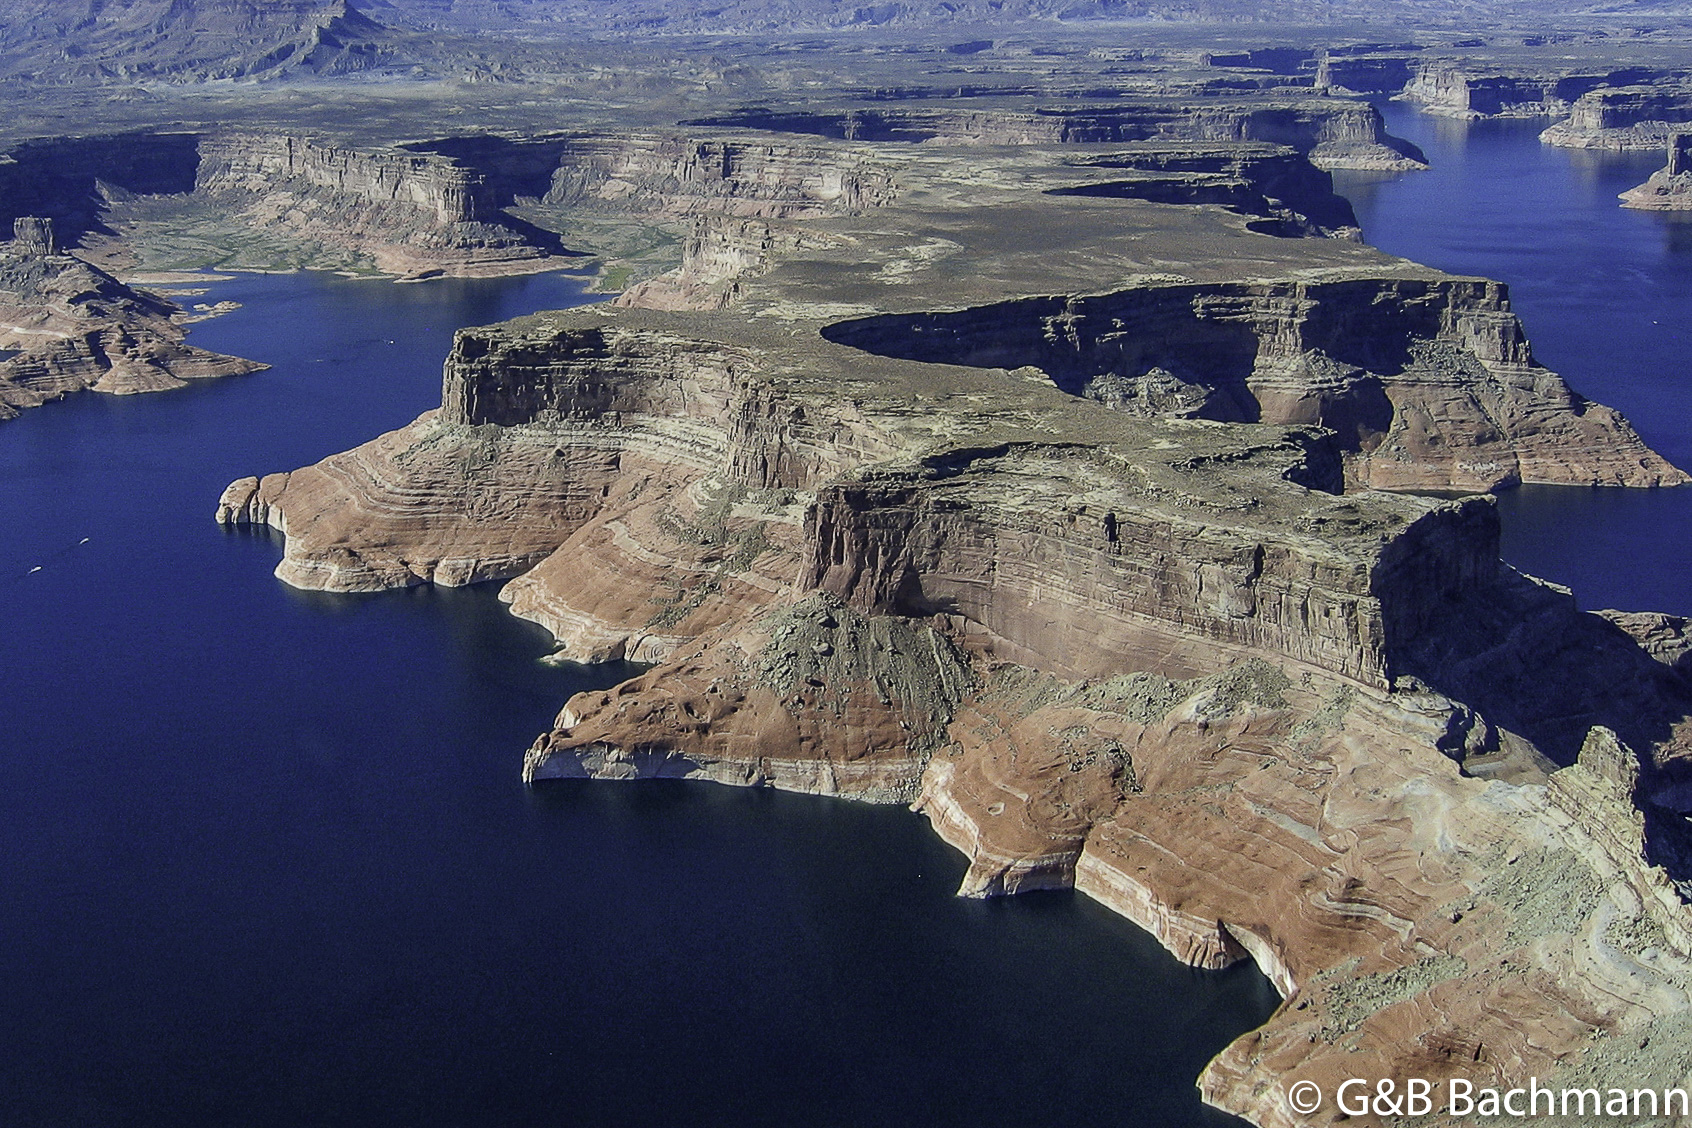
[1047,143,1361,238]
[1402,61,1658,119]
[215,130,1692,1128]
[0,222,263,420]
[192,132,565,276]
[615,141,1363,313]
[1314,52,1417,96]
[0,128,904,279]
[1621,133,1692,210]
[610,216,794,311]
[501,346,1692,1122]
[688,96,1427,171]
[820,277,1682,493]
[532,133,900,219]
[0,129,567,277]
[533,611,1692,1126]
[1543,83,1692,150]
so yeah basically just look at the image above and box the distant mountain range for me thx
[2,0,1690,85]
[370,0,1692,32]
[0,0,390,82]
[373,0,1692,30]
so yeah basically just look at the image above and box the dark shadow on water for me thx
[1652,211,1692,255]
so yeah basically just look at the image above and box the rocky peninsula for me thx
[0,217,263,421]
[215,123,1692,1126]
[1622,133,1692,209]
[1544,82,1692,150]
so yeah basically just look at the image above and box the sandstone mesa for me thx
[206,124,1692,1126]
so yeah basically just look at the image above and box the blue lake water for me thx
[0,268,1275,1128]
[1336,103,1692,615]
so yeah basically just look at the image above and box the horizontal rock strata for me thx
[526,593,974,803]
[216,130,1692,1128]
[0,127,905,279]
[0,128,564,277]
[820,277,1682,492]
[688,95,1427,170]
[214,410,615,590]
[0,229,262,420]
[1048,143,1361,238]
[1621,132,1692,210]
[221,297,1546,692]
[1403,61,1665,120]
[527,593,1692,1128]
[529,133,900,219]
[193,132,560,277]
[1315,52,1418,96]
[1544,83,1692,150]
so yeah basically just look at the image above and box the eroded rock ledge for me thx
[0,218,263,420]
[687,93,1428,171]
[0,128,558,278]
[0,127,900,279]
[217,134,1692,1127]
[1404,60,1667,121]
[1544,83,1692,151]
[1621,133,1692,211]
[820,276,1679,493]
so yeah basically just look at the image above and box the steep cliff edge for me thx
[1621,132,1692,210]
[527,500,1692,1128]
[1544,83,1692,151]
[219,297,1692,1128]
[541,634,1692,1128]
[0,131,202,251]
[688,95,1426,171]
[0,130,573,278]
[615,141,1362,314]
[1403,61,1666,120]
[192,133,563,277]
[216,131,1692,1127]
[0,220,263,421]
[820,277,1681,493]
[523,133,900,219]
[1047,144,1362,239]
[0,128,904,280]
[1315,51,1418,97]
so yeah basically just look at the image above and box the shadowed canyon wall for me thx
[819,278,1681,492]
[687,97,1426,170]
[1,128,899,273]
[0,131,201,246]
